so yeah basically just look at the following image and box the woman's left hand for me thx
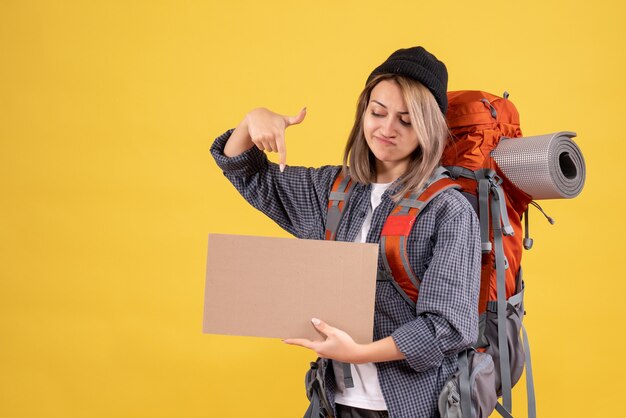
[283,318,366,363]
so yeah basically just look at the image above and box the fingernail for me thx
[302,107,307,112]
[311,318,321,326]
[280,164,285,173]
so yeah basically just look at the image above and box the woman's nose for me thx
[380,116,397,137]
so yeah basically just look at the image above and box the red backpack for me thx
[442,91,535,418]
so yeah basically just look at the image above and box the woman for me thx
[210,46,481,418]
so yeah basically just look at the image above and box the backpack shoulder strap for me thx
[325,171,356,241]
[380,171,461,306]
[324,172,358,389]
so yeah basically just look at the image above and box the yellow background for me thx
[1,1,624,417]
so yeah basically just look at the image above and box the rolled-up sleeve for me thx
[391,207,481,372]
[210,129,341,239]
[211,129,268,177]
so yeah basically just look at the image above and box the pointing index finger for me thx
[277,131,287,172]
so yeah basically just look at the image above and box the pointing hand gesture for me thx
[245,107,307,172]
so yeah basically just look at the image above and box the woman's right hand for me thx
[224,107,307,172]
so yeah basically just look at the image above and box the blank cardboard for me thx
[203,234,379,343]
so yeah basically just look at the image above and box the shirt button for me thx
[359,211,366,217]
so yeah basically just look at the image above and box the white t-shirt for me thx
[332,182,392,411]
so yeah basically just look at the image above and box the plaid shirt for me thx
[211,130,481,418]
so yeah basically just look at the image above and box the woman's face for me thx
[363,79,419,177]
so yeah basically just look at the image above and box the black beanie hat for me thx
[367,46,448,114]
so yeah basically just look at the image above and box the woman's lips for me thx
[375,136,395,146]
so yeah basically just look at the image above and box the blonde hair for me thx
[342,74,449,200]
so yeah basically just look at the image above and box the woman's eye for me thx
[371,111,384,117]
[400,119,411,126]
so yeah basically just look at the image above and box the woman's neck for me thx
[375,160,409,183]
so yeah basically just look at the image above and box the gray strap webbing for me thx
[376,269,391,281]
[329,191,347,201]
[399,235,420,291]
[342,362,354,388]
[325,207,341,239]
[398,166,450,210]
[475,312,488,348]
[337,175,351,194]
[495,402,514,418]
[325,175,355,240]
[492,182,514,236]
[398,180,460,216]
[477,172,492,253]
[390,274,417,308]
[458,350,472,418]
[398,193,418,214]
[380,237,403,300]
[378,268,416,307]
[486,288,525,313]
[430,166,451,182]
[522,324,537,418]
[507,288,524,307]
[329,175,351,208]
[398,199,425,209]
[303,391,321,418]
[491,194,513,412]
[445,165,475,180]
[381,269,416,309]
[380,236,393,274]
[481,98,498,119]
[447,166,513,249]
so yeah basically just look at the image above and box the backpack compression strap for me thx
[380,172,461,307]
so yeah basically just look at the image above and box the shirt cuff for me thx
[391,317,444,372]
[210,129,268,177]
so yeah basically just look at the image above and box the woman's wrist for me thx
[353,336,406,364]
[224,117,254,158]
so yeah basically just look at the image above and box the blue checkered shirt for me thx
[211,130,481,418]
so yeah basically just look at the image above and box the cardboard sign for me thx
[203,234,379,343]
